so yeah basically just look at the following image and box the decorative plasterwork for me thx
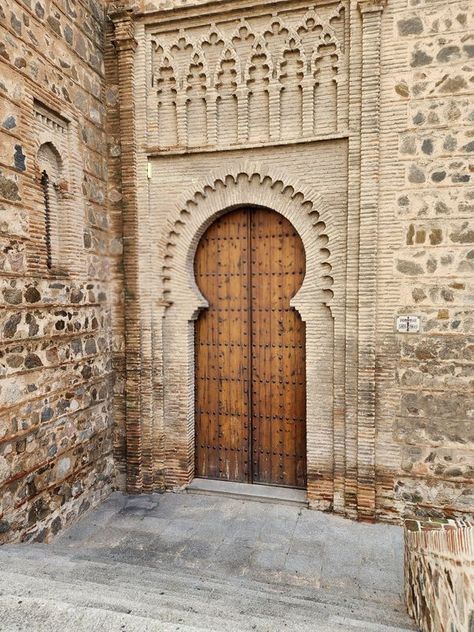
[147,2,349,151]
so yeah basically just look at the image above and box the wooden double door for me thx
[194,207,306,489]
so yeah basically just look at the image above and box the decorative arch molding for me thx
[31,100,85,277]
[37,142,63,271]
[160,162,336,321]
[157,163,341,509]
[37,141,63,178]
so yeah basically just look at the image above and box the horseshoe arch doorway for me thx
[194,206,306,489]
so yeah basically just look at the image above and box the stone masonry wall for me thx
[0,0,116,543]
[405,519,474,631]
[376,0,474,521]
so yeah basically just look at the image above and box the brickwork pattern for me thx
[107,0,387,519]
[157,162,341,508]
[109,0,473,523]
[0,0,115,542]
[1,0,473,543]
[405,519,474,632]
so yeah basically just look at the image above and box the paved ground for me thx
[0,491,417,631]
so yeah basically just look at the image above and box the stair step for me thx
[329,615,417,632]
[0,595,207,632]
[187,479,308,507]
[0,563,399,628]
[0,548,416,631]
[0,571,277,632]
[0,588,416,632]
[0,547,409,618]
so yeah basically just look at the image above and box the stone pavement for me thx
[0,491,418,631]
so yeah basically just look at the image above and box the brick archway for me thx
[157,163,342,508]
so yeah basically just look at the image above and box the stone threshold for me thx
[186,478,308,507]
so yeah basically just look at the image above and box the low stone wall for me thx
[405,519,474,632]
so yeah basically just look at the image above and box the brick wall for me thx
[405,519,474,631]
[109,0,473,521]
[103,8,127,491]
[0,0,115,543]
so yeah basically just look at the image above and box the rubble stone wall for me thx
[0,0,116,543]
[376,0,474,521]
[405,519,474,631]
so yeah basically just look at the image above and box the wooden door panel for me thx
[195,209,250,482]
[195,207,306,488]
[250,209,306,488]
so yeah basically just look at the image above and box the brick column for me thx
[109,6,143,493]
[357,0,386,520]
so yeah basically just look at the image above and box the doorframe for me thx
[158,162,343,510]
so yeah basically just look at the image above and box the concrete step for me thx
[0,547,417,632]
[0,595,207,632]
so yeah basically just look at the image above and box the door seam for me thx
[247,207,254,485]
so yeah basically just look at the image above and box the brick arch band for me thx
[157,163,343,509]
[161,164,335,318]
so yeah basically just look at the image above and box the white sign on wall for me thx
[396,315,421,333]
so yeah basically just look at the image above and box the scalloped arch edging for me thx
[160,162,335,314]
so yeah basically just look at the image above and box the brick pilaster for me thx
[109,5,143,493]
[356,0,387,520]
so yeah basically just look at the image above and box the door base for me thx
[186,478,308,507]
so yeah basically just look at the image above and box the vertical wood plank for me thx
[195,208,250,482]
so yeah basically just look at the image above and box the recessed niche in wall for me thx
[33,99,85,275]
